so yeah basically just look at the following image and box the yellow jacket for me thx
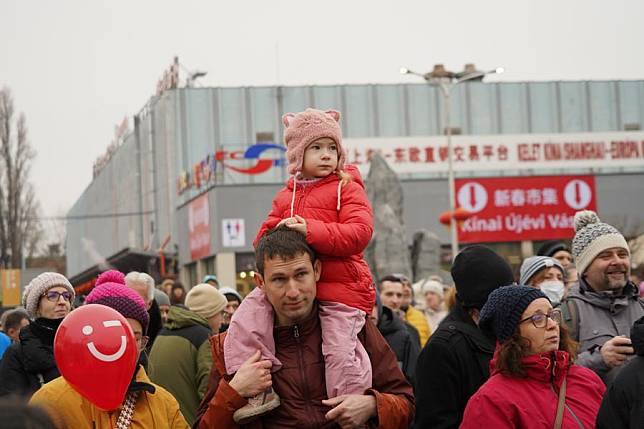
[405,306,431,347]
[31,366,189,429]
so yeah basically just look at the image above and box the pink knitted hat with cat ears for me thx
[282,108,346,175]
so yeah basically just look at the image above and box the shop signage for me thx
[177,144,286,195]
[1,269,21,307]
[344,131,644,175]
[188,194,211,260]
[455,175,596,243]
[176,132,643,196]
[156,56,180,96]
[93,117,131,179]
[222,219,245,248]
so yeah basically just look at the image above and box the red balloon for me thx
[54,304,138,410]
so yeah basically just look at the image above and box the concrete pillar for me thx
[521,240,534,259]
[180,265,191,290]
[196,259,208,285]
[216,252,237,289]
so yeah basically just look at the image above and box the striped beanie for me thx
[572,210,629,275]
[519,256,565,285]
[86,270,150,334]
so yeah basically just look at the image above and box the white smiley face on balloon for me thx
[82,320,128,362]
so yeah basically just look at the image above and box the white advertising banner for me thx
[343,131,644,175]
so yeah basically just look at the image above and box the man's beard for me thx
[604,270,629,290]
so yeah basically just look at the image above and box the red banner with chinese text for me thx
[455,175,596,243]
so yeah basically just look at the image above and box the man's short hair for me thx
[2,309,29,333]
[379,275,404,286]
[255,225,317,276]
[377,275,405,293]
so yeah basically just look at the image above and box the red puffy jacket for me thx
[255,165,375,314]
[460,350,605,429]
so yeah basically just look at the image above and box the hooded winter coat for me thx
[375,301,420,383]
[30,365,189,428]
[0,318,62,398]
[255,165,374,314]
[148,306,213,425]
[413,301,496,429]
[460,350,605,429]
[596,315,644,428]
[562,278,644,383]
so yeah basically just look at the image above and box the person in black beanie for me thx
[537,240,573,268]
[413,245,515,429]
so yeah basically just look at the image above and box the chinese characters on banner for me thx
[188,194,211,260]
[455,176,596,243]
[343,132,644,176]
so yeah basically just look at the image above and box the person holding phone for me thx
[561,211,644,385]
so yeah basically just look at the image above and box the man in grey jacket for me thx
[562,210,644,385]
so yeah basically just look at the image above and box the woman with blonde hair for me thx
[520,256,566,306]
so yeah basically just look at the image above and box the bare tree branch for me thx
[0,86,42,268]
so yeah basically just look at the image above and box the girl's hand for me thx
[229,350,273,398]
[277,217,297,227]
[286,215,307,236]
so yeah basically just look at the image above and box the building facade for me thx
[66,80,644,292]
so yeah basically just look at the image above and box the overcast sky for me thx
[1,0,643,227]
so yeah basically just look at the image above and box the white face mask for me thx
[538,280,565,304]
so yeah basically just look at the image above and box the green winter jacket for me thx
[148,306,213,425]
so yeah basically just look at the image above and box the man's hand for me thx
[600,336,634,368]
[322,394,377,429]
[228,350,273,398]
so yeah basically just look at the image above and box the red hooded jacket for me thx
[255,165,375,314]
[460,350,605,429]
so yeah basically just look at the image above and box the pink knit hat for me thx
[282,108,346,175]
[86,270,150,334]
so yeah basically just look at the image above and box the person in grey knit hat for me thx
[0,272,74,398]
[520,256,566,305]
[154,289,171,325]
[22,272,75,319]
[571,210,630,277]
[561,210,644,385]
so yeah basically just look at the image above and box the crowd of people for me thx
[0,108,642,428]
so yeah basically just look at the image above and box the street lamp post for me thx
[400,65,504,260]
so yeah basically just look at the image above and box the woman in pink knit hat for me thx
[30,270,189,429]
[224,108,375,423]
